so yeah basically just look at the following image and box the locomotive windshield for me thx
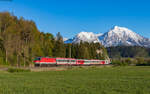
[34,57,41,60]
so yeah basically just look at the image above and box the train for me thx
[33,57,111,67]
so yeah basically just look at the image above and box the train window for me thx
[71,60,75,62]
[57,60,68,62]
[60,60,63,62]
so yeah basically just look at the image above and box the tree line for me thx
[107,46,150,66]
[0,12,108,67]
[107,46,150,58]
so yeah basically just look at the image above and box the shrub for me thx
[146,59,150,65]
[112,58,132,66]
[7,68,31,73]
[112,58,150,66]
[136,57,147,66]
[112,59,123,66]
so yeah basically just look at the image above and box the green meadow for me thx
[0,66,150,94]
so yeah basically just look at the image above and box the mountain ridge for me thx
[64,26,150,47]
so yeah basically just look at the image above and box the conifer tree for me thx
[53,32,66,57]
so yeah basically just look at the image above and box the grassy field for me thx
[0,66,150,94]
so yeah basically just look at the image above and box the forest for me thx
[0,12,108,67]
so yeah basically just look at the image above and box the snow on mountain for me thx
[99,26,147,47]
[64,26,150,47]
[65,31,101,44]
[73,31,100,43]
[64,38,73,44]
[95,33,103,37]
[63,38,68,41]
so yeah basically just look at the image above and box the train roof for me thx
[35,57,106,61]
[56,58,76,60]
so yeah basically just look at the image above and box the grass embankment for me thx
[0,66,150,94]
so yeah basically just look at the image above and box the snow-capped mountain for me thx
[63,38,68,41]
[64,26,150,47]
[64,31,102,44]
[99,26,150,47]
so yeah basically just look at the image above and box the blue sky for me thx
[0,0,150,38]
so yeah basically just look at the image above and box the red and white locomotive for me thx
[34,57,110,67]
